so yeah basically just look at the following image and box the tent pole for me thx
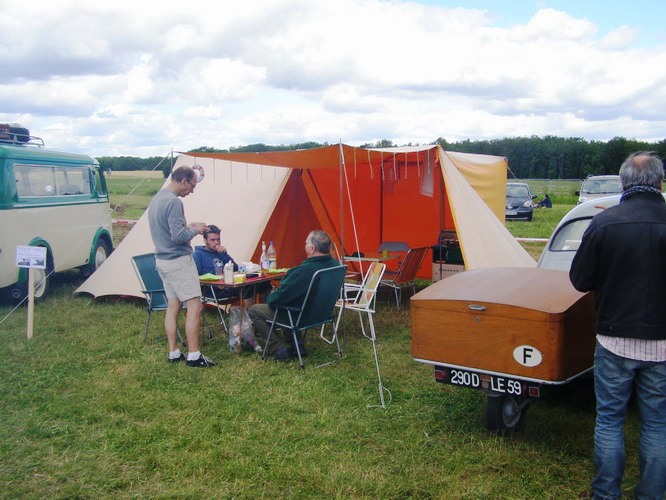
[379,158,383,244]
[339,141,345,259]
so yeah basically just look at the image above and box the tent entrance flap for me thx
[251,171,332,268]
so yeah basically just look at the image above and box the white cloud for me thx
[599,25,640,49]
[1,0,665,156]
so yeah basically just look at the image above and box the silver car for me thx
[576,175,622,204]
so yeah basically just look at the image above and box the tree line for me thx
[97,136,666,180]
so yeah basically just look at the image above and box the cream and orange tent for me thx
[75,144,535,299]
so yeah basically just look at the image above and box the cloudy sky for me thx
[1,0,665,158]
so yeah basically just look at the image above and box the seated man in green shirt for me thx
[248,229,339,360]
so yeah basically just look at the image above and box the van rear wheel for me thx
[80,239,111,278]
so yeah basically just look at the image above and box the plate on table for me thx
[199,273,221,281]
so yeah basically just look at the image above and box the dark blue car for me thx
[505,182,536,221]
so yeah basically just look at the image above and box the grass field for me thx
[2,174,644,498]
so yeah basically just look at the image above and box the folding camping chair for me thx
[335,261,390,408]
[131,253,211,343]
[262,265,347,369]
[378,246,429,309]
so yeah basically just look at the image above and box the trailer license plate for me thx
[434,366,540,398]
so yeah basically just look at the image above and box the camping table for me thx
[200,271,286,309]
[200,272,287,334]
[344,253,400,280]
[344,253,399,263]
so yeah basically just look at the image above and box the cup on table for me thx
[214,262,224,275]
[381,249,389,258]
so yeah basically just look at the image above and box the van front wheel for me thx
[8,258,52,302]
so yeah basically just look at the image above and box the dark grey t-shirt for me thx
[147,189,198,260]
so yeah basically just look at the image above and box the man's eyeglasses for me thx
[185,178,196,189]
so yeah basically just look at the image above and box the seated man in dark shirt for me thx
[248,229,339,360]
[193,225,237,276]
[193,225,267,304]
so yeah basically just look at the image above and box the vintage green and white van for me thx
[0,125,112,300]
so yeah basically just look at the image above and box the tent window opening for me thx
[419,151,434,197]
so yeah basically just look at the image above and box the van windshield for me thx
[549,218,593,252]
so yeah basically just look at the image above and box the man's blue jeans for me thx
[592,342,666,499]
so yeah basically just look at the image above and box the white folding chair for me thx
[335,261,391,408]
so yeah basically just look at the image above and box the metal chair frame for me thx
[336,261,390,407]
[201,284,240,334]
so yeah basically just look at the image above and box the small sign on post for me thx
[16,245,47,340]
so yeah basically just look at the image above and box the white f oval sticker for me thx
[513,345,543,367]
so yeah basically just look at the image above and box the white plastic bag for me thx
[228,306,262,353]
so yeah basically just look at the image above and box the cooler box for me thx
[411,267,596,383]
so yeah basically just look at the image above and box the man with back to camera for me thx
[569,152,666,499]
[248,230,338,361]
[147,165,217,367]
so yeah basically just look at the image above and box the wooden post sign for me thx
[16,245,47,339]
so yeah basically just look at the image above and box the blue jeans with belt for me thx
[592,342,666,499]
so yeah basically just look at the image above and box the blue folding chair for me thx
[262,265,347,368]
[132,253,210,344]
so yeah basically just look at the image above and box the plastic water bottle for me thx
[260,241,269,271]
[267,241,277,269]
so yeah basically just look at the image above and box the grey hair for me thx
[307,230,331,254]
[619,151,664,190]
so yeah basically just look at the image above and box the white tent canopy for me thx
[76,145,534,299]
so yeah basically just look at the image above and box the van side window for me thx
[15,164,93,198]
[54,166,91,195]
[15,164,57,197]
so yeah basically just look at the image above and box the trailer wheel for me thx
[486,394,529,435]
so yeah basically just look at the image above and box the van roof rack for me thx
[0,123,45,147]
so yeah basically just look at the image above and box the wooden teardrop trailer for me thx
[411,267,596,433]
